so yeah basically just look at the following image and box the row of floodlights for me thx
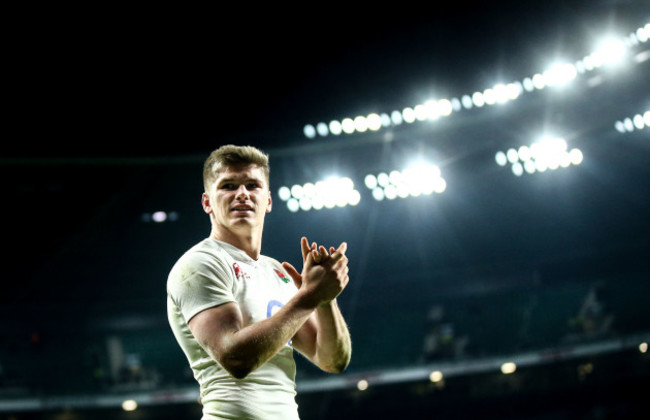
[355,341,648,392]
[277,164,446,212]
[365,165,447,202]
[278,177,361,213]
[303,23,649,139]
[614,110,650,133]
[495,137,583,177]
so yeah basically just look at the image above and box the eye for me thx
[247,182,261,189]
[220,183,236,190]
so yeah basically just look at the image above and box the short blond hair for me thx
[203,145,270,192]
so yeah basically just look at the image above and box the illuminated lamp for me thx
[354,115,368,132]
[367,113,382,131]
[402,107,416,123]
[303,124,316,139]
[342,118,355,134]
[390,110,403,125]
[329,120,343,135]
[316,122,328,137]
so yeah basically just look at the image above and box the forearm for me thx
[313,299,352,373]
[220,293,315,378]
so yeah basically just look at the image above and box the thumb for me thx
[282,262,302,289]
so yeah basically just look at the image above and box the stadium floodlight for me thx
[507,82,523,100]
[532,73,546,90]
[390,110,404,125]
[414,103,431,121]
[364,174,378,189]
[329,120,343,135]
[122,400,138,412]
[301,22,649,139]
[278,186,291,201]
[357,379,369,391]
[451,97,462,112]
[614,110,650,133]
[287,198,300,213]
[142,211,179,223]
[380,113,392,128]
[495,151,508,167]
[542,62,578,87]
[303,124,317,139]
[365,162,446,201]
[402,107,416,123]
[518,145,531,161]
[438,98,453,116]
[367,113,382,131]
[591,38,627,67]
[522,77,535,92]
[317,122,329,137]
[472,91,485,107]
[342,118,355,134]
[354,116,368,133]
[429,370,444,383]
[636,24,649,43]
[496,136,583,176]
[483,88,496,105]
[278,176,361,212]
[501,362,517,374]
[640,342,648,353]
[421,100,440,118]
[507,148,519,164]
[461,94,473,109]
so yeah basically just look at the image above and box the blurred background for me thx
[1,1,649,419]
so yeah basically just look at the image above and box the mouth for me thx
[231,205,254,213]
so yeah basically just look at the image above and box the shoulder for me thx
[168,239,233,284]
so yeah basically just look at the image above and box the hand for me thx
[300,237,329,265]
[286,237,332,288]
[282,237,349,307]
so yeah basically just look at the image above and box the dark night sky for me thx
[1,0,648,341]
[5,0,646,157]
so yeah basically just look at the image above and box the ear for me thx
[201,192,212,214]
[266,190,273,213]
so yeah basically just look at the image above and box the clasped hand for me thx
[282,237,349,308]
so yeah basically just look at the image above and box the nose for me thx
[235,184,250,200]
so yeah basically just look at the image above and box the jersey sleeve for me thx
[167,249,236,323]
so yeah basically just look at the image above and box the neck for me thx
[210,225,263,260]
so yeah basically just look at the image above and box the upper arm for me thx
[189,302,244,364]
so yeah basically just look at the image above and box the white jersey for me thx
[167,238,301,419]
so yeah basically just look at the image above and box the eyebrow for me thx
[217,176,264,185]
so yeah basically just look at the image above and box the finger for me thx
[330,242,347,259]
[331,245,348,264]
[311,249,322,264]
[333,255,349,269]
[319,245,329,258]
[301,237,310,261]
[282,262,303,289]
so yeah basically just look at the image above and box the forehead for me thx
[213,163,267,184]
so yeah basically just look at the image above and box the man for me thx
[167,144,352,419]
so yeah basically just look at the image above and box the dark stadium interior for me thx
[1,1,649,419]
